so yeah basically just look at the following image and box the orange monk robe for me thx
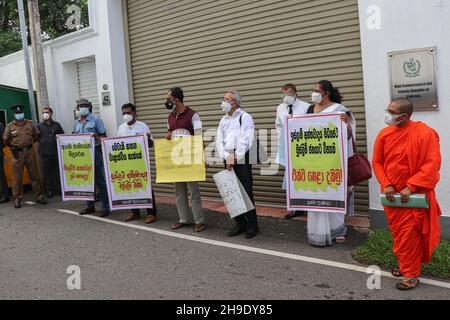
[372,121,441,278]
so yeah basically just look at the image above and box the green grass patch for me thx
[352,229,450,279]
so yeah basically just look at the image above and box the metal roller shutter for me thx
[125,0,369,215]
[77,58,100,116]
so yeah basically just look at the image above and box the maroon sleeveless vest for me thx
[168,106,196,135]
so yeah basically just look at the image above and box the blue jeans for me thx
[86,148,109,210]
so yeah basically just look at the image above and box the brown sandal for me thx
[396,278,419,290]
[336,236,346,244]
[171,222,191,230]
[391,267,403,278]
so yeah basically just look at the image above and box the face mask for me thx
[311,92,323,104]
[283,95,296,105]
[221,101,232,113]
[384,112,406,126]
[79,107,90,116]
[15,113,25,121]
[165,99,176,110]
[123,114,134,123]
[42,113,50,121]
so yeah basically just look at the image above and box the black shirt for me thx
[37,120,65,155]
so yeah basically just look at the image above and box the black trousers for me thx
[40,154,61,194]
[231,164,258,230]
[0,151,9,198]
[131,188,157,216]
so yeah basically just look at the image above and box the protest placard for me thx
[101,135,153,211]
[57,134,95,201]
[154,135,206,183]
[286,113,348,213]
[213,170,255,218]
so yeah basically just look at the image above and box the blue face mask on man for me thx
[79,107,90,116]
[14,113,25,121]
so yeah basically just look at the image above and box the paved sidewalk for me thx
[154,195,371,232]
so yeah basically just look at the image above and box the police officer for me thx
[73,98,110,217]
[3,105,47,208]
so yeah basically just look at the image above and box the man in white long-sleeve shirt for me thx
[216,90,258,239]
[275,84,309,219]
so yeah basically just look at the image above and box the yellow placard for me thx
[155,136,206,183]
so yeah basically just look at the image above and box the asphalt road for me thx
[0,194,449,301]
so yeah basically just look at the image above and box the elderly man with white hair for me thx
[216,90,259,239]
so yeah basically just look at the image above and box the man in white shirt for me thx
[165,87,206,233]
[275,84,309,219]
[118,103,157,224]
[216,90,258,239]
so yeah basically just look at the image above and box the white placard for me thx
[213,170,255,218]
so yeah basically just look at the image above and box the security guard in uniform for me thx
[3,105,47,208]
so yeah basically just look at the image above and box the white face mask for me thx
[384,112,406,126]
[42,113,50,121]
[311,92,323,104]
[123,114,134,123]
[221,101,232,113]
[283,95,296,105]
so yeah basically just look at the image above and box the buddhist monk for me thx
[372,97,441,290]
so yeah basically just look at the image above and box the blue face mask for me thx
[79,107,90,116]
[15,113,25,121]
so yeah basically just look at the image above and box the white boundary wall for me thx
[358,0,450,217]
[0,0,129,137]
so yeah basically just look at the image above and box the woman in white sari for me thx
[306,80,356,246]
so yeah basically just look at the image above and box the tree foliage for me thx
[0,29,22,57]
[0,0,89,57]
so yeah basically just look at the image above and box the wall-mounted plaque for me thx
[102,92,111,106]
[388,47,438,111]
